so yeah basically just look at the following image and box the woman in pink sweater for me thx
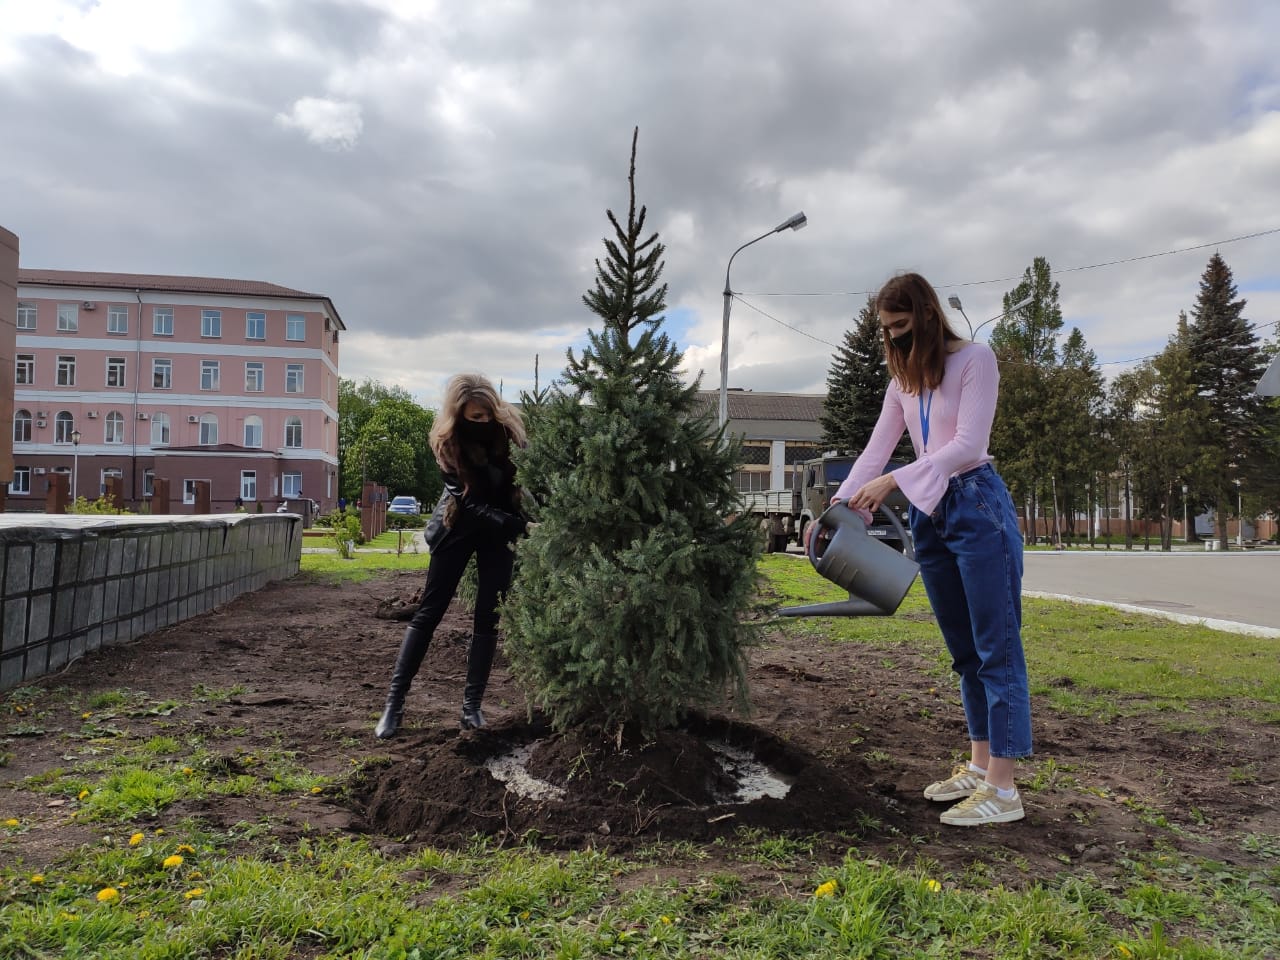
[834,272,1032,826]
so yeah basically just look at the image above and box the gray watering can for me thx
[779,502,920,617]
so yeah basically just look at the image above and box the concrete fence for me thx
[0,514,301,692]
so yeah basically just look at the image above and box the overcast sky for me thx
[4,0,1278,408]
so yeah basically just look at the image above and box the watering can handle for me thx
[808,500,915,565]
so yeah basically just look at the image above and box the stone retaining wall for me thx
[0,514,300,692]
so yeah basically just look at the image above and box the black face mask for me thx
[890,330,914,355]
[458,418,504,446]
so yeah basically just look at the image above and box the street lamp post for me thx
[719,211,807,428]
[947,295,1034,342]
[71,429,82,502]
[1181,482,1189,544]
[1235,478,1243,547]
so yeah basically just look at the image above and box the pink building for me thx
[11,270,344,513]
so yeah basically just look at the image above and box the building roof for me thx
[693,390,825,422]
[17,269,345,330]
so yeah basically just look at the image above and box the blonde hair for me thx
[429,372,527,470]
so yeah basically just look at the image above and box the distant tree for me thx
[819,296,911,459]
[1184,254,1267,547]
[338,378,416,499]
[355,398,440,504]
[503,129,760,742]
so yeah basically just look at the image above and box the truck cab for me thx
[795,455,911,555]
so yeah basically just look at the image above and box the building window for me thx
[11,466,31,495]
[244,416,263,448]
[152,358,172,389]
[17,302,36,330]
[282,472,302,498]
[13,410,32,443]
[246,311,265,340]
[104,411,125,444]
[153,306,174,336]
[183,479,201,505]
[241,471,258,501]
[285,363,304,393]
[199,414,218,445]
[245,361,264,392]
[15,354,34,386]
[106,356,127,388]
[143,469,154,497]
[107,305,128,334]
[151,413,170,446]
[57,304,79,332]
[57,355,77,387]
[201,309,222,338]
[200,360,220,391]
[284,416,302,448]
[286,314,305,341]
[54,412,75,444]
[99,468,123,495]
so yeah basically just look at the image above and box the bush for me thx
[330,514,364,558]
[386,512,426,530]
[65,496,133,515]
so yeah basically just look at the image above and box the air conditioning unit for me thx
[36,419,47,428]
[37,410,48,417]
[86,410,99,419]
[137,412,150,420]
[82,301,97,310]
[187,415,200,423]
[33,467,46,475]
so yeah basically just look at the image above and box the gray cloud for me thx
[3,0,1277,408]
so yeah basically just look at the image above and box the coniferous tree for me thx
[819,296,911,458]
[502,130,760,742]
[1185,254,1266,547]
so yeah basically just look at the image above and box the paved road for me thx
[1021,550,1280,636]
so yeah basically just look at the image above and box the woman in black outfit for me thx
[374,373,531,738]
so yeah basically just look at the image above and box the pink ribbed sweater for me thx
[833,342,999,516]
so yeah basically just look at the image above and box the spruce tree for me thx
[1185,254,1266,546]
[819,296,909,458]
[502,130,761,742]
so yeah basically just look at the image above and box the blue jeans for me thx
[909,464,1032,759]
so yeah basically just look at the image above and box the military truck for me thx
[743,454,911,554]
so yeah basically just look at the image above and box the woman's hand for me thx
[847,473,899,514]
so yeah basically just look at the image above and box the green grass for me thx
[760,554,1280,721]
[299,550,431,582]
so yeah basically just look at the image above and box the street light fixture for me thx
[1235,478,1243,547]
[70,430,81,504]
[719,211,808,428]
[1181,482,1189,544]
[947,294,1034,342]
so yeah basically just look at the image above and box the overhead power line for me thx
[740,226,1280,298]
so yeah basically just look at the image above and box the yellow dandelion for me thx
[183,887,205,900]
[176,844,195,854]
[660,915,673,925]
[814,880,838,898]
[82,712,92,719]
[136,910,151,919]
[96,887,120,902]
[3,818,18,827]
[1117,946,1133,959]
[162,855,184,869]
[155,828,165,835]
[58,911,77,921]
[181,767,194,776]
[189,870,203,880]
[14,705,23,713]
[129,833,144,846]
[310,786,323,794]
[519,910,530,920]
[77,790,89,800]
[30,874,45,884]
[924,879,942,893]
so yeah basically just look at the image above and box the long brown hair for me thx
[429,373,527,473]
[877,273,962,395]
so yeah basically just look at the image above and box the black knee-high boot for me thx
[460,633,498,730]
[375,625,430,739]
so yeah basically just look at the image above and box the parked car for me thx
[388,495,421,515]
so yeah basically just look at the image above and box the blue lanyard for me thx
[918,390,933,452]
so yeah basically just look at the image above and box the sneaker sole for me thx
[924,786,976,802]
[940,807,1025,826]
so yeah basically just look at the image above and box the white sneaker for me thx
[923,764,983,802]
[939,783,1025,826]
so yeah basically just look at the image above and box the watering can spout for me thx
[779,502,920,618]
